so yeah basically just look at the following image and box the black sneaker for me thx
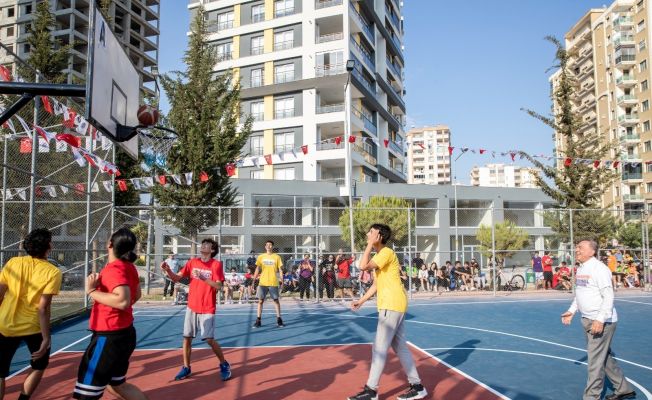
[347,385,378,400]
[277,317,285,327]
[397,383,427,400]
[253,318,261,328]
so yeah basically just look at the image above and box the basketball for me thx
[137,104,159,127]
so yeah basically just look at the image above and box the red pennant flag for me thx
[383,139,389,148]
[510,152,516,161]
[564,157,572,167]
[335,136,342,145]
[41,96,53,114]
[447,146,454,155]
[348,135,356,143]
[264,154,273,165]
[55,133,81,148]
[612,161,620,169]
[479,149,486,154]
[63,110,76,128]
[158,175,167,185]
[0,65,11,82]
[593,160,600,169]
[35,186,43,197]
[199,171,209,182]
[301,145,308,155]
[116,180,128,192]
[83,153,97,167]
[225,163,236,177]
[19,138,32,153]
[74,183,85,194]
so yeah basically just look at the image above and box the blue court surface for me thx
[7,292,652,399]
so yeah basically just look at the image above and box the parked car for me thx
[49,259,85,290]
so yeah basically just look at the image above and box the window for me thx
[274,63,294,83]
[217,11,234,31]
[274,167,295,180]
[274,97,294,118]
[252,5,265,23]
[274,132,294,153]
[274,30,293,51]
[216,42,233,61]
[250,101,264,121]
[5,26,14,37]
[250,170,264,179]
[646,141,652,152]
[23,4,31,15]
[316,51,344,75]
[7,7,14,17]
[250,136,263,155]
[647,163,652,173]
[251,36,264,55]
[23,43,30,53]
[643,80,649,91]
[640,40,647,51]
[641,59,648,72]
[646,183,652,193]
[645,121,651,132]
[250,68,264,87]
[638,19,646,32]
[644,100,650,111]
[274,0,294,17]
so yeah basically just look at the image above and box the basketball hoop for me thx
[137,126,178,170]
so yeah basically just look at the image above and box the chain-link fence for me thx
[112,205,652,303]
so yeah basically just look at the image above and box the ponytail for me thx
[110,228,138,263]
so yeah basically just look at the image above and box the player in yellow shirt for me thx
[0,229,62,400]
[253,240,284,328]
[348,224,427,400]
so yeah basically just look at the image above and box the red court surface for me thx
[5,344,502,399]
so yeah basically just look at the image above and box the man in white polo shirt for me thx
[561,239,635,400]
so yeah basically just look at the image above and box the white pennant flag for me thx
[55,141,67,152]
[184,172,193,184]
[101,134,112,150]
[5,189,13,200]
[53,99,65,116]
[132,179,142,190]
[3,117,16,135]
[59,185,69,195]
[71,148,86,167]
[102,181,112,192]
[91,182,100,192]
[74,114,89,135]
[172,174,182,184]
[143,177,154,188]
[15,115,31,138]
[38,138,49,152]
[45,186,57,198]
[17,188,26,200]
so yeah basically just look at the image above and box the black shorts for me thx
[73,326,136,399]
[0,332,50,378]
[543,271,553,282]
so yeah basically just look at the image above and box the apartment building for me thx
[188,0,407,189]
[406,125,451,185]
[470,164,539,188]
[0,0,160,95]
[553,0,652,218]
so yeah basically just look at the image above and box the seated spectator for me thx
[418,264,429,292]
[242,266,255,302]
[400,266,409,290]
[427,262,437,291]
[624,261,640,288]
[471,259,486,289]
[553,266,572,291]
[437,266,448,292]
[224,267,243,304]
[282,269,297,293]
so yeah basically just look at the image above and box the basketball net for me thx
[138,126,177,170]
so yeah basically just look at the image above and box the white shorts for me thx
[535,272,544,280]
[183,308,215,341]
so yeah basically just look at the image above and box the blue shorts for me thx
[256,285,280,300]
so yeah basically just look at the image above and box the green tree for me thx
[520,36,619,246]
[616,221,642,249]
[476,220,529,264]
[338,196,414,251]
[153,8,252,252]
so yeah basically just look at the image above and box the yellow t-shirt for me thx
[372,247,407,313]
[256,253,282,287]
[0,256,62,336]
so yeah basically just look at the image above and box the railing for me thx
[351,106,377,135]
[274,108,295,119]
[275,71,295,84]
[274,144,295,154]
[249,77,264,88]
[616,75,636,84]
[316,140,344,150]
[252,13,265,23]
[623,194,644,201]
[316,104,345,114]
[386,57,402,78]
[618,113,639,122]
[317,32,343,43]
[614,16,634,27]
[389,140,402,154]
[614,35,635,46]
[316,0,343,9]
[350,37,375,70]
[250,113,264,122]
[274,40,294,51]
[207,20,233,33]
[620,133,640,141]
[351,64,375,93]
[385,5,401,30]
[622,154,642,161]
[354,143,377,165]
[349,2,374,41]
[274,7,295,18]
[622,172,643,180]
[389,31,402,51]
[217,51,233,62]
[315,63,345,77]
[615,54,636,64]
[250,147,264,156]
[617,94,637,103]
[251,46,264,56]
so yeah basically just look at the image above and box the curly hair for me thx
[23,228,52,258]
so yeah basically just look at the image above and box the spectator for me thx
[323,264,337,301]
[337,254,356,301]
[400,266,409,290]
[449,262,459,291]
[471,258,486,289]
[615,249,623,264]
[246,251,256,269]
[418,264,429,292]
[412,253,425,270]
[606,250,618,288]
[298,254,313,300]
[624,261,639,288]
[427,262,437,291]
[532,252,543,289]
[224,267,243,304]
[318,255,336,299]
[242,266,255,303]
[437,266,448,292]
[359,268,374,295]
[542,252,554,290]
[162,253,178,300]
[282,269,297,293]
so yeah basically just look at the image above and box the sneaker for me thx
[347,385,378,400]
[219,361,232,381]
[162,296,166,300]
[253,318,261,328]
[397,383,427,400]
[174,366,191,381]
[277,317,285,327]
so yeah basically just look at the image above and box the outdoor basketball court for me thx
[4,293,652,399]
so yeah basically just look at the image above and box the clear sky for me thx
[158,0,609,184]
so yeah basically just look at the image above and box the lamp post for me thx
[344,59,356,268]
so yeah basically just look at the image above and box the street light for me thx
[344,60,356,270]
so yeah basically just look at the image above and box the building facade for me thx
[553,0,652,216]
[406,125,452,185]
[188,0,407,188]
[0,0,160,95]
[470,164,539,188]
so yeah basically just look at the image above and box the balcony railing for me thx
[250,112,264,122]
[274,40,294,51]
[620,133,640,141]
[616,74,636,84]
[250,147,264,156]
[249,77,264,88]
[622,172,643,180]
[274,108,295,119]
[349,2,374,41]
[317,32,343,43]
[389,32,402,51]
[274,71,295,84]
[622,154,642,161]
[316,103,345,114]
[274,7,295,18]
[352,106,377,135]
[350,36,375,70]
[386,57,402,78]
[617,94,637,103]
[207,20,233,33]
[385,5,401,30]
[618,113,639,122]
[216,51,233,62]
[274,144,295,154]
[316,0,343,9]
[614,34,635,47]
[252,13,265,23]
[315,63,345,77]
[615,54,636,64]
[317,140,344,150]
[614,16,634,28]
[623,194,644,201]
[354,143,377,165]
[351,64,375,93]
[389,140,402,154]
[251,46,264,56]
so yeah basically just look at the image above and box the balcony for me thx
[316,139,344,150]
[389,140,402,154]
[350,36,375,71]
[274,108,295,119]
[622,172,643,181]
[615,54,636,67]
[623,194,644,202]
[620,133,640,143]
[616,74,637,86]
[352,106,377,136]
[316,0,342,9]
[317,32,343,43]
[622,153,642,161]
[614,34,635,48]
[251,46,264,56]
[385,5,401,31]
[349,2,374,42]
[274,40,294,51]
[316,63,345,77]
[206,20,233,33]
[617,94,637,105]
[613,16,634,30]
[618,113,640,125]
[217,51,233,62]
[274,71,295,84]
[249,76,264,88]
[386,57,402,79]
[274,6,295,18]
[351,64,376,93]
[316,103,344,114]
[354,142,377,165]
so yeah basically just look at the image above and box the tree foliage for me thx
[476,220,529,263]
[153,8,252,245]
[338,196,414,251]
[616,221,642,249]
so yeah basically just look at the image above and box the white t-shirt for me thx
[165,257,179,273]
[227,273,242,286]
[568,257,617,323]
[418,269,428,279]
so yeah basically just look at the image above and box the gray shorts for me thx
[337,278,352,288]
[183,308,215,340]
[256,285,279,300]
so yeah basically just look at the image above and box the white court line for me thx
[616,299,652,306]
[421,347,652,400]
[408,342,511,400]
[59,342,374,352]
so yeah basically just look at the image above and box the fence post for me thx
[218,206,222,261]
[0,137,7,268]
[569,209,575,295]
[315,206,321,304]
[82,138,93,308]
[491,204,497,296]
[407,207,412,299]
[27,74,39,232]
[144,206,154,295]
[645,214,651,292]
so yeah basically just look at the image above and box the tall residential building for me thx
[0,0,160,95]
[406,125,451,185]
[553,0,652,217]
[470,164,539,188]
[189,0,407,188]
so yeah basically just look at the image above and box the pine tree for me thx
[521,36,619,245]
[153,7,252,250]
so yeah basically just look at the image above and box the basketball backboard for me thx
[86,1,140,159]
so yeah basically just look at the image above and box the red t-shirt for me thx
[337,259,352,279]
[542,255,553,272]
[89,259,140,332]
[179,258,225,314]
[552,272,560,288]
